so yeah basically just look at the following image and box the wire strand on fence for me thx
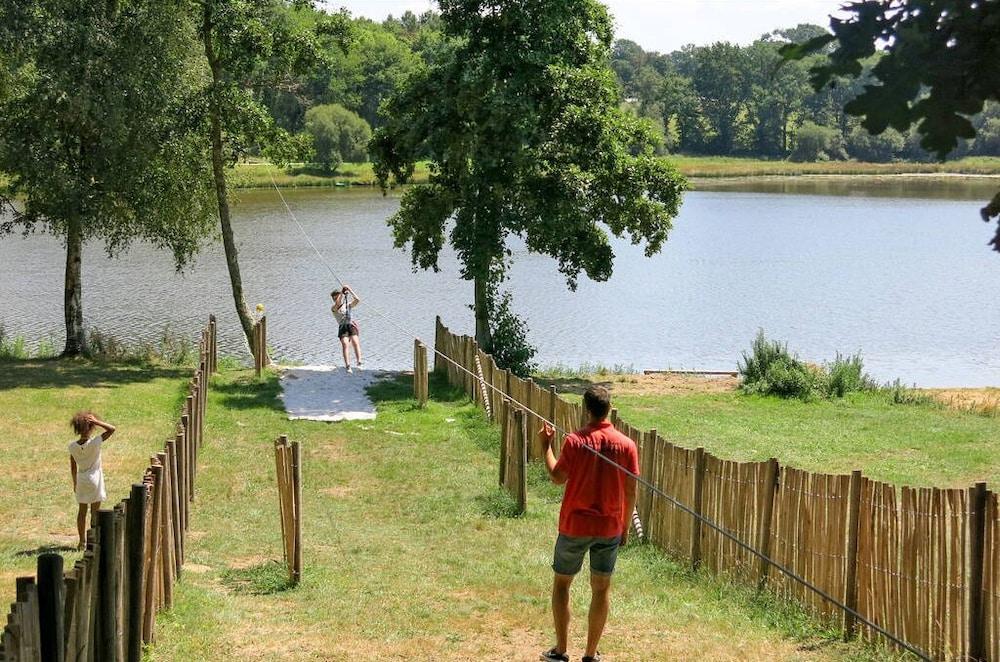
[267,177,932,662]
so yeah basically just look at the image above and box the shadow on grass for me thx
[14,544,78,558]
[220,560,295,595]
[0,359,188,392]
[214,373,285,413]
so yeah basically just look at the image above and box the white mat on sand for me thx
[278,365,385,422]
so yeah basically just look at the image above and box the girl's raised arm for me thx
[88,414,116,441]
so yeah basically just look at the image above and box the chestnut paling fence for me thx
[434,316,998,661]
[1,317,218,662]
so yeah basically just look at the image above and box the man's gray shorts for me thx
[552,533,622,577]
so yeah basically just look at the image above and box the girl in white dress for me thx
[68,412,116,550]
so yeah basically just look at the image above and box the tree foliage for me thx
[371,0,687,348]
[782,0,1000,250]
[304,103,371,172]
[0,0,217,354]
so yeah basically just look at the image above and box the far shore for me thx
[227,155,1000,190]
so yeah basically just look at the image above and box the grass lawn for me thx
[543,373,999,489]
[0,360,897,660]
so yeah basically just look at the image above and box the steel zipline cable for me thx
[267,174,931,661]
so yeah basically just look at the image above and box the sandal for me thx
[540,649,569,662]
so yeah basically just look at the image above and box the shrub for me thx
[739,331,816,400]
[303,103,372,173]
[826,352,874,397]
[845,125,905,162]
[487,289,537,378]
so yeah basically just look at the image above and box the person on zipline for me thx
[539,385,638,662]
[331,285,363,372]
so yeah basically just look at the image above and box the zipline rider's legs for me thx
[339,336,352,372]
[349,333,362,367]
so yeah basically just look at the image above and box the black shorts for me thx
[338,321,359,339]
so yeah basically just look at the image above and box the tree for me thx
[790,122,846,162]
[195,0,347,352]
[783,0,1000,251]
[0,0,216,355]
[689,43,752,154]
[371,0,686,348]
[304,103,371,172]
[746,41,811,157]
[845,124,905,162]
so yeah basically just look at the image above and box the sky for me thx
[320,0,846,53]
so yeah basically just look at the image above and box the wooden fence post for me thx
[756,458,780,591]
[209,315,217,374]
[969,481,988,661]
[842,469,863,640]
[97,509,119,662]
[413,340,428,407]
[499,404,508,489]
[126,484,146,662]
[434,316,443,373]
[690,447,707,571]
[291,441,303,586]
[513,409,527,515]
[37,553,64,662]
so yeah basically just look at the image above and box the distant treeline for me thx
[264,11,998,167]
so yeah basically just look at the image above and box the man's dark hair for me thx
[583,385,611,420]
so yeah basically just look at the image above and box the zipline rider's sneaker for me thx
[540,648,569,662]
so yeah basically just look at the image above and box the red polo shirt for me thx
[554,420,639,538]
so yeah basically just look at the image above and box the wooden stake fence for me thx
[0,317,217,662]
[274,436,303,585]
[433,316,998,661]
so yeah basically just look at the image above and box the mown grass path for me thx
[146,369,889,660]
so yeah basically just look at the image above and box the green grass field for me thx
[0,360,900,660]
[227,161,431,189]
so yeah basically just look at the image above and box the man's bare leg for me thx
[552,573,574,655]
[585,573,612,658]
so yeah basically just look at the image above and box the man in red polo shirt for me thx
[539,385,638,662]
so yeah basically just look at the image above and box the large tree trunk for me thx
[474,275,492,350]
[62,215,86,357]
[203,12,256,355]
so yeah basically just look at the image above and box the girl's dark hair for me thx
[71,411,94,436]
[583,386,611,419]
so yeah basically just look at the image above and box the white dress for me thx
[69,436,106,504]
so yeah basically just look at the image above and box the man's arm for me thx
[539,424,568,485]
[89,414,116,441]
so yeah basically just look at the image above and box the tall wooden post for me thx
[413,340,428,407]
[690,447,707,571]
[291,441,303,585]
[36,553,64,662]
[97,509,119,662]
[756,458,781,591]
[969,481,988,661]
[126,484,146,662]
[842,469,863,640]
[513,409,527,515]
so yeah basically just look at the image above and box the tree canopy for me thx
[371,0,686,348]
[782,0,1000,250]
[0,0,217,354]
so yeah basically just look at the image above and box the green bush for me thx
[303,103,372,173]
[487,289,537,378]
[740,332,874,400]
[826,352,874,397]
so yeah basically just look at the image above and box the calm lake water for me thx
[2,176,999,387]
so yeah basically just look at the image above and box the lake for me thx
[2,176,999,387]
